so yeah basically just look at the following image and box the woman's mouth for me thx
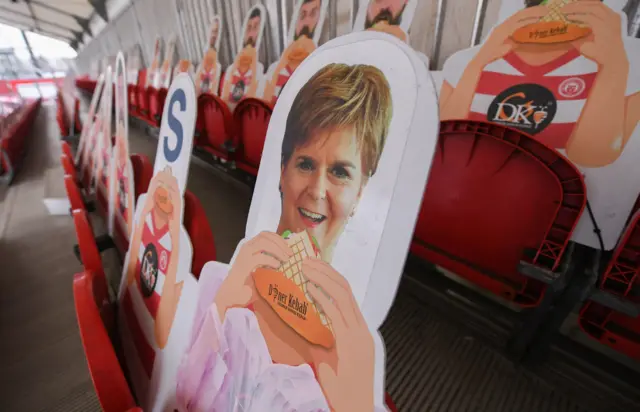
[298,207,326,227]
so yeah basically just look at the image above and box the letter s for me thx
[163,88,186,162]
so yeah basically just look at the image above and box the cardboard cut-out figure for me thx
[439,0,640,250]
[108,52,135,241]
[220,5,267,109]
[117,73,198,410]
[93,66,113,195]
[167,33,439,412]
[194,16,223,96]
[353,0,419,42]
[148,37,164,89]
[128,45,143,86]
[76,73,105,167]
[173,59,194,81]
[262,0,328,104]
[158,36,178,89]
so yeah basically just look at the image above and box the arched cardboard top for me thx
[154,73,197,195]
[352,0,419,42]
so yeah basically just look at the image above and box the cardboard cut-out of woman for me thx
[159,32,440,412]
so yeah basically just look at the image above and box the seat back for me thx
[61,154,76,177]
[233,98,273,173]
[183,190,216,279]
[61,141,74,163]
[64,174,85,211]
[200,93,234,155]
[130,154,153,199]
[578,208,640,361]
[73,270,137,412]
[412,120,585,306]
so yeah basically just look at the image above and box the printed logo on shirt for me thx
[231,80,246,102]
[558,77,586,98]
[140,243,159,297]
[487,83,557,135]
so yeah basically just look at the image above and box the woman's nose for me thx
[308,171,327,201]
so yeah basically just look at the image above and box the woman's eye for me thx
[331,166,351,180]
[296,158,314,172]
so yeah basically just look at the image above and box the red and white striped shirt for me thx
[228,68,253,103]
[122,210,173,378]
[271,65,293,104]
[445,49,600,149]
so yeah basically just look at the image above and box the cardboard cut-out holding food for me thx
[148,37,164,89]
[220,4,267,109]
[439,0,640,250]
[127,45,143,85]
[173,59,194,81]
[76,73,105,167]
[353,0,419,42]
[262,0,328,104]
[108,52,135,240]
[117,73,198,410]
[163,32,439,411]
[194,16,223,96]
[90,66,112,195]
[158,36,178,89]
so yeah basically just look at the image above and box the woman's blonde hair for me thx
[281,63,392,178]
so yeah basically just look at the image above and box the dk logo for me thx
[487,84,556,134]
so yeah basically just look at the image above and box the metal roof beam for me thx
[73,16,93,37]
[0,5,73,34]
[29,0,85,20]
[0,17,73,44]
[24,1,40,32]
[89,0,109,22]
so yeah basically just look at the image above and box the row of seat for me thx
[0,98,41,184]
[73,74,640,364]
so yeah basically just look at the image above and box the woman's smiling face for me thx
[279,126,365,258]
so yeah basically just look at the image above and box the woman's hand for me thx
[215,232,292,320]
[303,259,375,412]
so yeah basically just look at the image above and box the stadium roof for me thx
[0,0,109,50]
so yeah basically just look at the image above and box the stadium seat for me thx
[146,87,161,127]
[196,93,235,161]
[579,209,640,361]
[233,97,273,176]
[73,270,137,412]
[183,190,217,279]
[136,84,150,122]
[411,120,586,306]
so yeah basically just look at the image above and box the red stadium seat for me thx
[61,140,74,163]
[196,93,235,161]
[579,209,640,360]
[73,270,137,412]
[183,190,216,279]
[147,87,165,128]
[61,155,77,180]
[137,85,150,121]
[233,97,273,176]
[411,120,586,306]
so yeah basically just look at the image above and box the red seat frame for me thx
[411,120,586,306]
[233,97,273,176]
[579,209,640,360]
[196,92,235,161]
